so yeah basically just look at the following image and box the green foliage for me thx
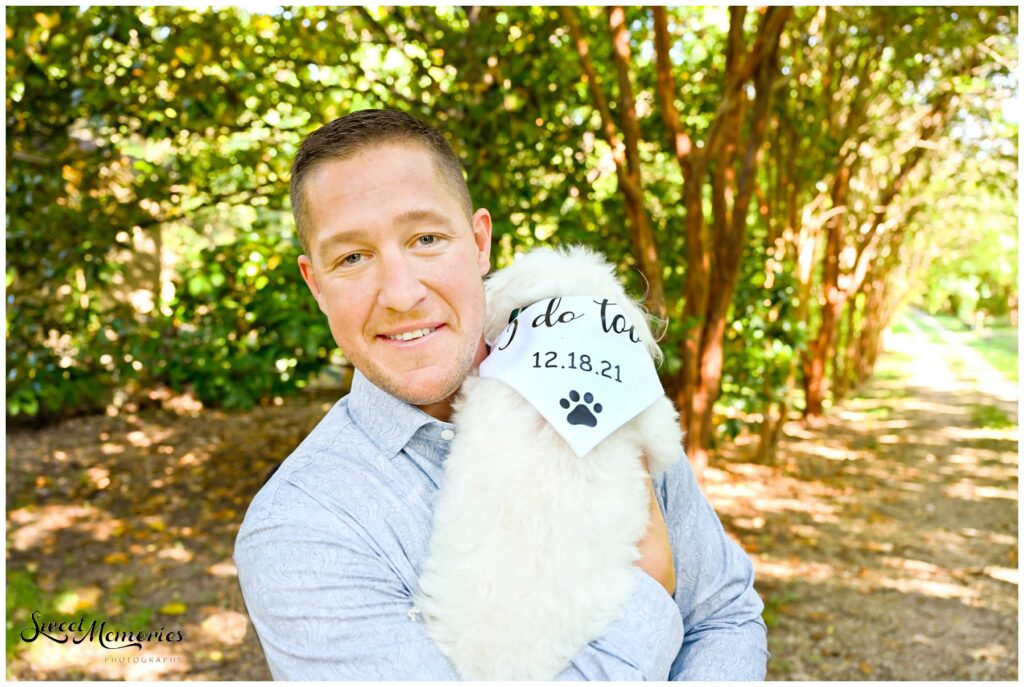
[918,194,1018,322]
[717,224,807,441]
[6,6,336,417]
[969,403,1014,429]
[5,6,1018,429]
[131,230,333,409]
[6,570,43,663]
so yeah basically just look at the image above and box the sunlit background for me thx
[6,5,1018,680]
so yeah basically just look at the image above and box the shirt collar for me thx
[346,368,453,460]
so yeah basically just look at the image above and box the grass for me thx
[6,569,48,664]
[906,310,1018,382]
[911,314,949,347]
[970,328,1018,382]
[770,658,794,674]
[6,566,156,676]
[105,575,154,628]
[931,313,969,331]
[4,567,109,672]
[761,587,798,629]
[882,348,916,367]
[858,436,880,451]
[861,405,893,418]
[933,313,1019,381]
[969,403,1015,429]
[889,318,910,335]
[866,385,909,400]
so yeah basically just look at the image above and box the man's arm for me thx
[235,479,683,680]
[654,453,770,680]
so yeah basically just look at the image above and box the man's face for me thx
[297,143,492,415]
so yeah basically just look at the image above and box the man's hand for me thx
[636,457,676,596]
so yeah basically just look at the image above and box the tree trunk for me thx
[654,6,791,476]
[834,292,859,401]
[856,275,887,384]
[803,164,850,418]
[561,7,667,318]
[803,79,963,419]
[606,7,667,318]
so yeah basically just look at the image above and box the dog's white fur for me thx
[414,246,683,680]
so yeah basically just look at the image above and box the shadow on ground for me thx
[706,318,1017,680]
[6,389,348,679]
[5,314,1017,680]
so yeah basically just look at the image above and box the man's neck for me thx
[415,397,454,423]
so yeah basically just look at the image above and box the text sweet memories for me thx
[21,611,185,650]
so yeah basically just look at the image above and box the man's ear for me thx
[471,208,493,277]
[297,255,326,314]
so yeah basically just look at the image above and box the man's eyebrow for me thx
[317,230,364,263]
[393,208,453,228]
[315,209,455,262]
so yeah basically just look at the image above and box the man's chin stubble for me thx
[379,368,466,408]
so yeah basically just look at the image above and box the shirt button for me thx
[441,429,455,441]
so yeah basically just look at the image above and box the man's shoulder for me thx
[237,396,385,534]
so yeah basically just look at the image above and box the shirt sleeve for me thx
[235,480,683,681]
[654,452,770,680]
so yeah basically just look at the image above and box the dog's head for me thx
[483,245,664,364]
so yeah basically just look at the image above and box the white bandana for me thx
[478,296,664,457]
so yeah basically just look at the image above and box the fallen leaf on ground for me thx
[160,602,188,615]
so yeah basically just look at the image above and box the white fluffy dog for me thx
[414,246,683,680]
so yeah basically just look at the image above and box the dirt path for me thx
[6,311,1017,680]
[705,309,1018,680]
[5,391,336,679]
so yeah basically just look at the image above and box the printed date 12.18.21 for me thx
[531,351,622,382]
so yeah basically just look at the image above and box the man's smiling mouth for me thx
[380,325,436,341]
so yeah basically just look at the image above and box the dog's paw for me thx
[559,390,602,427]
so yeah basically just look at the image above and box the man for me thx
[234,109,768,680]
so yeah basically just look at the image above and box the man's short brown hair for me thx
[289,109,474,253]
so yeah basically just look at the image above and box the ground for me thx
[5,309,1017,680]
[709,309,1018,680]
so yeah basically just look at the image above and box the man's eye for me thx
[342,253,362,266]
[417,235,438,247]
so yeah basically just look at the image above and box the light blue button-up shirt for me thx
[234,370,768,680]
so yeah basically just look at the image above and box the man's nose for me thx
[376,252,429,312]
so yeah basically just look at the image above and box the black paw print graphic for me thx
[560,390,603,427]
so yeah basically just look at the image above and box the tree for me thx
[7,6,1016,449]
[559,6,791,473]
